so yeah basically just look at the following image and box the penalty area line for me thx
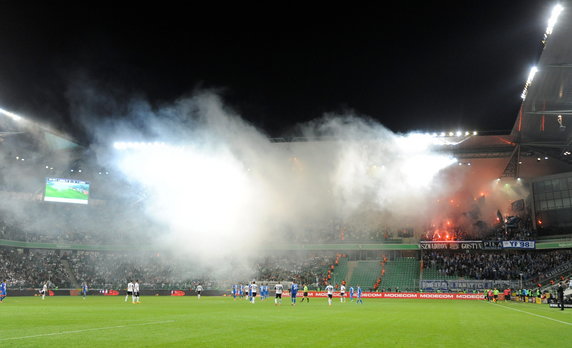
[492,302,572,326]
[0,320,176,341]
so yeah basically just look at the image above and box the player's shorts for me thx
[276,293,282,299]
[328,294,333,299]
[40,290,45,295]
[252,292,257,297]
[341,292,345,296]
[197,291,202,295]
[291,292,297,298]
[127,291,133,296]
[133,292,140,297]
[493,295,498,299]
[303,292,308,297]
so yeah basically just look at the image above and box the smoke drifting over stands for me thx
[0,87,532,282]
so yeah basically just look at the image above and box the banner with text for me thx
[281,291,483,300]
[420,240,534,250]
[502,241,536,249]
[421,279,519,291]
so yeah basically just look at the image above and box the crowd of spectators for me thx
[420,213,535,242]
[0,247,69,288]
[422,249,572,281]
[65,251,217,290]
[255,254,334,286]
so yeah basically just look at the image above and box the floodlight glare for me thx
[521,66,538,100]
[0,107,22,121]
[546,4,564,36]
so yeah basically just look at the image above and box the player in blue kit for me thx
[356,285,363,304]
[232,284,238,300]
[81,281,88,299]
[260,284,266,300]
[0,279,6,303]
[290,281,299,306]
[349,286,355,301]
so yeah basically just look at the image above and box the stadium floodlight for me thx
[545,4,564,39]
[0,107,22,121]
[472,131,478,135]
[521,66,538,100]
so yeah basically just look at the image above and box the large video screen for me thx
[44,178,90,204]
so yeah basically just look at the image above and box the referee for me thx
[557,282,565,311]
[300,284,309,303]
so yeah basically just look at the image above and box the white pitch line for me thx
[494,303,572,326]
[0,320,175,341]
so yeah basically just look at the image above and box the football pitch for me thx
[1,296,571,347]
[45,186,88,200]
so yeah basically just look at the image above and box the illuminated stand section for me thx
[44,177,90,205]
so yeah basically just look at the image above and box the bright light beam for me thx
[521,66,538,100]
[0,107,22,121]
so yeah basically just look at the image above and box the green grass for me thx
[45,186,88,200]
[1,296,571,347]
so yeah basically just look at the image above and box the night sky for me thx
[0,1,554,142]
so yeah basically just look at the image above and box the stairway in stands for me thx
[345,261,358,283]
[349,261,381,288]
[60,258,80,288]
[330,256,349,285]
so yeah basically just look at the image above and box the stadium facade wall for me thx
[2,239,571,251]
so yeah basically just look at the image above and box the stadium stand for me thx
[348,261,382,289]
[421,250,572,282]
[379,257,420,292]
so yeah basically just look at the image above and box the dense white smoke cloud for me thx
[0,86,535,281]
[88,92,459,271]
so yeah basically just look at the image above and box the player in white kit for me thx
[274,283,284,306]
[196,284,203,299]
[126,280,134,302]
[250,281,258,304]
[133,280,140,303]
[40,282,48,300]
[340,284,346,303]
[325,282,334,306]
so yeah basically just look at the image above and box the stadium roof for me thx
[511,2,572,162]
[0,107,82,153]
